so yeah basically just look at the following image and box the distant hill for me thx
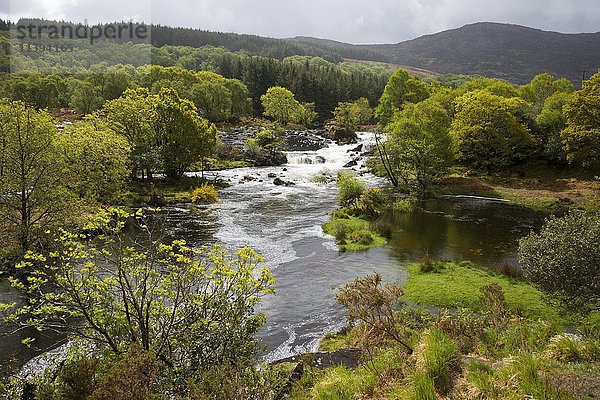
[7,19,600,84]
[292,22,600,85]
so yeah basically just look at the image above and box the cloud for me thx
[4,0,600,44]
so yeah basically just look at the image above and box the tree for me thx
[353,97,373,124]
[535,91,572,162]
[385,98,453,194]
[260,86,302,125]
[2,209,275,389]
[56,116,131,204]
[375,69,430,127]
[519,211,600,313]
[296,102,318,127]
[561,71,600,170]
[245,130,287,166]
[449,90,534,173]
[191,76,233,122]
[459,77,519,99]
[0,100,70,259]
[69,80,104,115]
[103,88,159,180]
[519,73,574,115]
[153,88,218,179]
[333,102,360,135]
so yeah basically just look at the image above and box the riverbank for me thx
[439,165,599,213]
[286,260,600,399]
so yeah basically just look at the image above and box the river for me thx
[1,132,546,369]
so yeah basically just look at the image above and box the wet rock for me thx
[347,144,363,153]
[268,173,277,178]
[273,178,286,186]
[243,175,256,182]
[272,348,362,370]
[343,159,358,168]
[283,168,288,171]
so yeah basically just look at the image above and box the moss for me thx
[322,214,387,252]
[404,262,572,326]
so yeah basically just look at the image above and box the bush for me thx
[191,183,219,204]
[519,210,600,313]
[356,188,384,218]
[392,198,415,214]
[418,258,445,274]
[336,172,366,209]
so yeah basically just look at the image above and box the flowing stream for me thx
[1,132,547,369]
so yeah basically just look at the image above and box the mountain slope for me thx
[292,22,600,84]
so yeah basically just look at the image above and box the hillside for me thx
[292,22,600,85]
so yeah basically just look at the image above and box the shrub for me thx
[519,210,600,313]
[191,183,219,204]
[90,345,163,400]
[418,256,445,273]
[356,188,385,218]
[336,274,413,353]
[436,309,486,353]
[392,198,415,214]
[336,172,366,209]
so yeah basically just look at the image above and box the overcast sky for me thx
[2,0,600,44]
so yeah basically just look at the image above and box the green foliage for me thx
[0,100,72,258]
[2,209,275,391]
[261,86,302,125]
[450,90,534,173]
[191,183,219,204]
[322,214,386,252]
[103,87,160,180]
[332,101,360,136]
[404,262,570,325]
[375,69,430,127]
[459,76,519,98]
[245,129,287,166]
[154,88,218,179]
[535,91,573,162]
[519,73,574,115]
[336,172,366,209]
[561,71,600,169]
[57,116,131,204]
[353,97,373,124]
[385,98,453,194]
[519,210,600,313]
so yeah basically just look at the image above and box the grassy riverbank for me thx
[287,260,600,399]
[439,165,600,212]
[403,261,572,326]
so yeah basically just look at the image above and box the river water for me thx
[1,132,546,368]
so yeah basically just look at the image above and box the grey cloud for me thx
[3,0,600,44]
